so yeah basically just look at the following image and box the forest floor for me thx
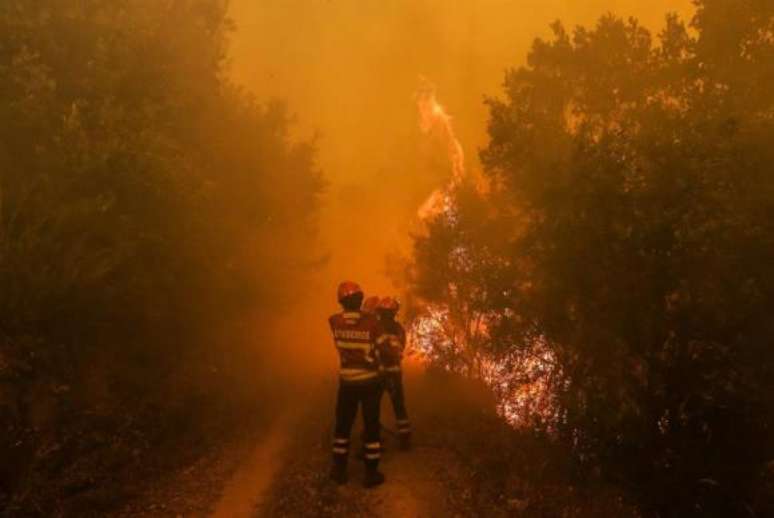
[109,364,491,518]
[14,351,765,516]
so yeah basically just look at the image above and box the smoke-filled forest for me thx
[1,1,773,517]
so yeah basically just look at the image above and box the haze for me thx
[228,0,694,300]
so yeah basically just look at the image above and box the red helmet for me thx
[337,281,363,302]
[362,296,380,314]
[378,297,400,313]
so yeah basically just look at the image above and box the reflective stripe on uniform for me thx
[340,368,379,382]
[335,341,371,351]
[340,367,378,375]
[384,365,401,372]
[365,452,381,460]
[333,447,348,454]
[377,334,400,345]
[334,438,349,445]
[364,442,381,450]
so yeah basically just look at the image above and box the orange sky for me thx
[227,0,694,324]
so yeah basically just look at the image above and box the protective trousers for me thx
[382,372,411,438]
[332,380,382,470]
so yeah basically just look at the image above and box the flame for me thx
[415,79,465,219]
[409,304,559,427]
[410,79,558,428]
[416,189,450,220]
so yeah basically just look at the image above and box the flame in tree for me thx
[409,79,558,427]
[415,79,465,220]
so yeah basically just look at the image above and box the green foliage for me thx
[408,1,774,515]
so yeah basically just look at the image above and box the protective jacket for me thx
[376,320,406,373]
[329,311,381,383]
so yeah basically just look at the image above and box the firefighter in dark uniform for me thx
[362,295,381,315]
[375,297,411,449]
[356,294,380,455]
[329,281,386,487]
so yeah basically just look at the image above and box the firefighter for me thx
[356,294,380,453]
[362,295,381,315]
[328,281,385,487]
[375,297,411,449]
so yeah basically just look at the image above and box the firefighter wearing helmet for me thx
[328,281,385,487]
[361,295,381,315]
[375,296,411,449]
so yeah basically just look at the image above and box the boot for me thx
[330,459,348,485]
[364,465,385,488]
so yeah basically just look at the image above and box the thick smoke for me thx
[227,0,694,375]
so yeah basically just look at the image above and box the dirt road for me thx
[254,365,474,517]
[113,366,474,517]
[362,438,458,517]
[211,412,299,518]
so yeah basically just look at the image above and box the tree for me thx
[0,1,323,512]
[408,1,774,515]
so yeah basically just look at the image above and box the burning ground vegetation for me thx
[406,82,563,431]
[410,305,559,428]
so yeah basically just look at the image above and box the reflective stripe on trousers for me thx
[364,441,381,460]
[332,437,350,456]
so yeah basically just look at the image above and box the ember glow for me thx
[409,305,559,427]
[481,345,561,428]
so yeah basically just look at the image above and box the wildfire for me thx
[415,79,465,220]
[409,78,558,429]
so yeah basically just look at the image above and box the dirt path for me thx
[111,412,298,518]
[256,368,473,517]
[362,368,466,517]
[111,437,249,517]
[116,369,475,517]
[364,440,457,517]
[211,412,298,518]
